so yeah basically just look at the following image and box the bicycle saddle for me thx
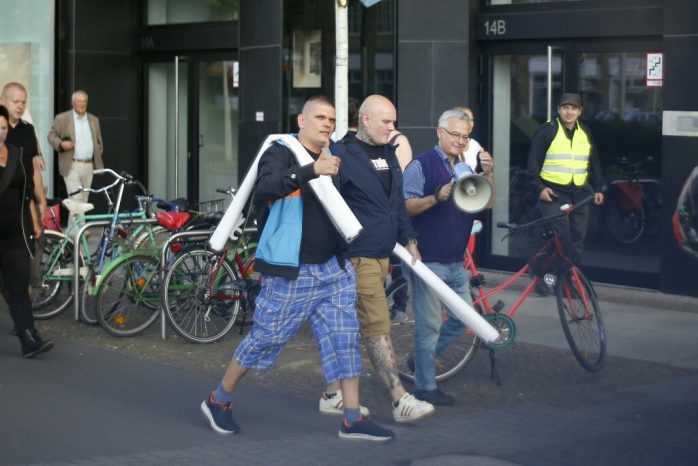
[156,211,191,231]
[62,199,94,214]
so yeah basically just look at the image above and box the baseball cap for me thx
[559,93,582,108]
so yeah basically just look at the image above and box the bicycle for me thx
[388,197,607,383]
[31,170,177,323]
[161,224,259,343]
[605,156,662,244]
[93,187,245,338]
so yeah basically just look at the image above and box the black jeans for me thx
[537,188,591,264]
[0,246,34,332]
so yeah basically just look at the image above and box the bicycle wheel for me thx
[81,237,130,325]
[388,276,479,382]
[163,249,242,343]
[31,231,78,319]
[96,254,161,337]
[555,267,606,372]
[79,268,99,325]
[605,194,645,244]
[133,225,171,251]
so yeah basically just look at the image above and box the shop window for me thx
[0,0,55,194]
[147,0,239,25]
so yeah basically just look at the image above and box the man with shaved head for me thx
[322,95,435,424]
[1,83,47,213]
[201,96,394,442]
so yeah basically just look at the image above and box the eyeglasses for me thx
[439,127,470,142]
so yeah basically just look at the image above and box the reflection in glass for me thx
[198,61,238,206]
[147,62,188,199]
[579,52,662,273]
[490,54,562,256]
[490,50,663,275]
[489,0,582,4]
[147,0,239,25]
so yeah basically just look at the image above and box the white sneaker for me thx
[392,393,434,423]
[319,389,370,416]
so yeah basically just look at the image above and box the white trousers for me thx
[64,161,94,204]
[64,161,94,230]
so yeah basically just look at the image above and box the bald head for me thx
[357,95,396,146]
[1,82,28,125]
[2,82,27,98]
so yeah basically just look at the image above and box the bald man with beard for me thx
[321,95,435,424]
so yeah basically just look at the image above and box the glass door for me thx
[146,56,238,204]
[483,42,663,278]
[489,50,563,257]
[194,60,239,207]
[146,57,188,200]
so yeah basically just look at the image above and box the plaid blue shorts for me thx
[235,256,361,383]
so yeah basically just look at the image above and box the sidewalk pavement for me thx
[1,273,697,465]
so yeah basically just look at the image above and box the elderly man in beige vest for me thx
[48,90,104,205]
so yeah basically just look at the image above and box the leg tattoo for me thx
[366,334,403,390]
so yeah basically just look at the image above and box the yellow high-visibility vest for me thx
[540,119,591,186]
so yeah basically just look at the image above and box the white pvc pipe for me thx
[392,243,500,343]
[209,134,363,252]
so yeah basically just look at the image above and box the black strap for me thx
[0,145,19,197]
[388,132,403,146]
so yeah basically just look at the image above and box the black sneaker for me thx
[18,329,54,359]
[339,416,395,442]
[415,388,455,406]
[200,392,240,434]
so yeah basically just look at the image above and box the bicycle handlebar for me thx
[496,196,595,232]
[70,169,144,196]
[216,187,236,196]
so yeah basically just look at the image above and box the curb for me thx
[478,268,698,314]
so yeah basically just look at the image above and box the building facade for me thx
[1,0,696,295]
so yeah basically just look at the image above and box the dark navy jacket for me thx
[332,132,416,258]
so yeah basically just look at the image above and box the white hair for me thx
[438,109,469,128]
[72,90,88,103]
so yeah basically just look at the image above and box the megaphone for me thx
[452,162,493,213]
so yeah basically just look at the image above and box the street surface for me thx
[1,271,697,466]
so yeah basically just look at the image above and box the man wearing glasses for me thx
[402,109,494,405]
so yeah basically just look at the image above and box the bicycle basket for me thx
[509,224,548,261]
[194,198,227,214]
[616,182,644,213]
[509,217,577,267]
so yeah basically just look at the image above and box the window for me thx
[147,0,239,25]
[0,0,55,194]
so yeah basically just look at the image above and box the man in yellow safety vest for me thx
[527,93,605,265]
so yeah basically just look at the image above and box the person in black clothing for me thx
[2,83,48,291]
[0,105,53,358]
[1,82,47,210]
[527,93,605,265]
[200,96,394,442]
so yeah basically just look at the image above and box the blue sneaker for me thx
[339,416,395,442]
[201,392,240,434]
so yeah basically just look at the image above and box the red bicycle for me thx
[389,197,607,382]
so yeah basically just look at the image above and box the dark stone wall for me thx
[238,0,283,182]
[55,0,142,200]
[396,0,471,155]
[659,0,698,295]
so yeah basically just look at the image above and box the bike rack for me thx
[159,230,212,339]
[73,218,159,322]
